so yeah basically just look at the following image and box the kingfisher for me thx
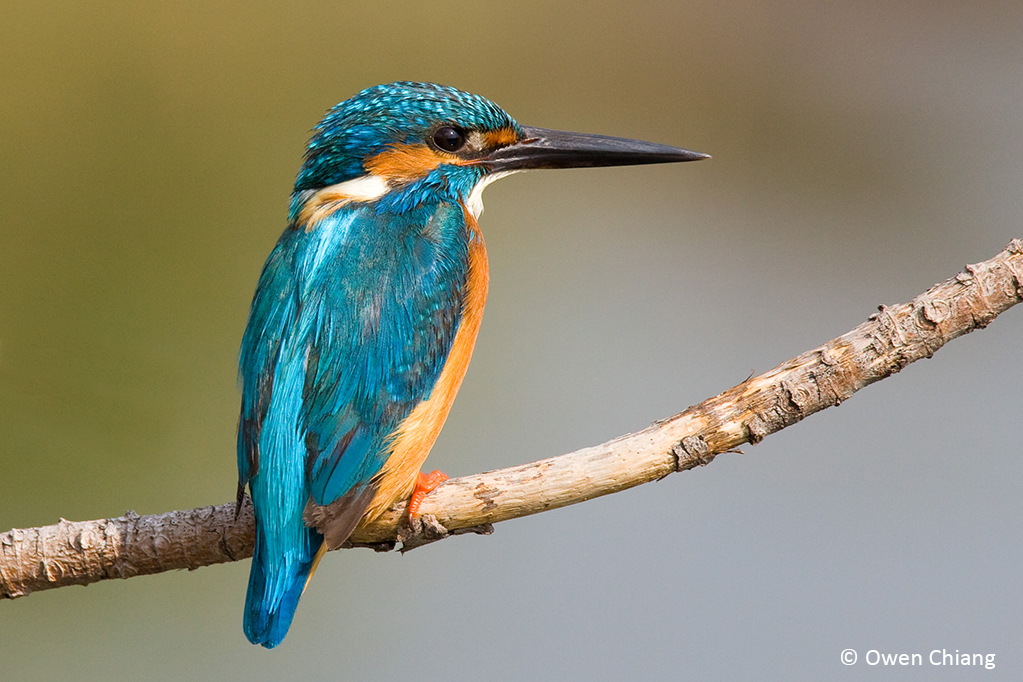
[237,81,707,648]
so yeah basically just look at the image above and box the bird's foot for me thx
[407,469,449,520]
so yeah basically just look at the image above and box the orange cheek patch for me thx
[484,127,520,147]
[365,143,447,183]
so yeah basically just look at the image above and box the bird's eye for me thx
[432,126,466,152]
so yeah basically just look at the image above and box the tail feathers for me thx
[244,528,323,649]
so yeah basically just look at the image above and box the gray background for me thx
[2,1,1020,679]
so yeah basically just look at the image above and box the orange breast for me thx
[358,204,489,525]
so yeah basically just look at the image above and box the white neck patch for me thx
[324,174,390,201]
[303,170,516,225]
[466,171,516,220]
[295,174,392,229]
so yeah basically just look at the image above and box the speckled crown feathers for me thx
[295,82,520,191]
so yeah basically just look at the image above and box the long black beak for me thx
[483,125,709,172]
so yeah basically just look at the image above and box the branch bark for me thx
[3,240,1021,599]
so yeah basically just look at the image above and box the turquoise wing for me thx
[237,200,468,647]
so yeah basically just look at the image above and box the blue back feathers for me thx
[238,82,514,648]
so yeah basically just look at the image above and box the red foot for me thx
[408,470,449,520]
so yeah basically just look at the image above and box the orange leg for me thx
[407,470,449,520]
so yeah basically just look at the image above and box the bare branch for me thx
[3,240,1021,599]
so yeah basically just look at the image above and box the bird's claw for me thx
[407,469,449,520]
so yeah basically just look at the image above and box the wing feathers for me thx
[303,482,379,550]
[238,199,472,648]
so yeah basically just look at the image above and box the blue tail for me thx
[243,524,323,649]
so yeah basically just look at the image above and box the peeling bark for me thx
[3,240,1021,599]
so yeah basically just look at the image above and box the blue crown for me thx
[295,82,520,192]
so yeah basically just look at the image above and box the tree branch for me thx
[3,240,1021,599]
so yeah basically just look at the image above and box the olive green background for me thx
[2,1,1021,679]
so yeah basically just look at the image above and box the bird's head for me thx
[291,81,707,221]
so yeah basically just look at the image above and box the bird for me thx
[236,81,708,648]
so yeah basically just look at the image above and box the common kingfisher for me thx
[237,81,707,648]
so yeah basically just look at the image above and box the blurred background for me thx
[2,1,1021,679]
